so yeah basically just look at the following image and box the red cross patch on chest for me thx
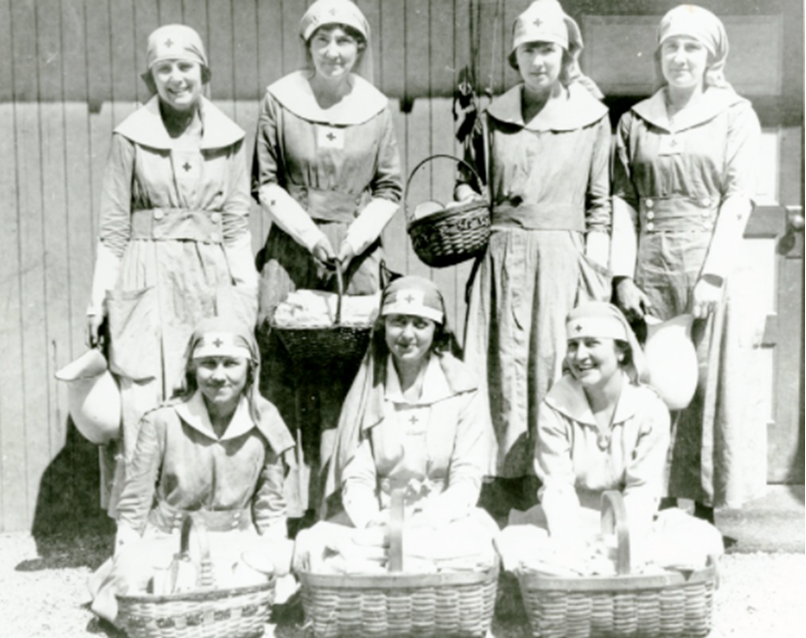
[317,125,344,150]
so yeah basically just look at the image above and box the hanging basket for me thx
[516,491,718,638]
[116,516,276,638]
[405,154,491,268]
[297,489,499,638]
[270,267,373,370]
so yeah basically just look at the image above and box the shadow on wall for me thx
[17,419,115,572]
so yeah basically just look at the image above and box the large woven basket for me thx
[298,489,499,638]
[271,268,373,370]
[406,154,491,268]
[117,516,276,638]
[517,491,718,638]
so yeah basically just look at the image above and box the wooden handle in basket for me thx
[179,514,214,588]
[388,487,405,573]
[600,491,631,576]
[334,265,344,325]
[403,153,487,224]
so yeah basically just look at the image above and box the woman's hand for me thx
[312,237,336,275]
[86,313,105,348]
[692,275,723,319]
[615,277,653,321]
[337,241,356,274]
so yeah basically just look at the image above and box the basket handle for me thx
[334,265,344,325]
[179,514,215,588]
[387,487,405,573]
[600,490,631,575]
[403,154,486,224]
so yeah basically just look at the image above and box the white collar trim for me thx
[267,70,388,125]
[114,96,245,150]
[175,391,255,441]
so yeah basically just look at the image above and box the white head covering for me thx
[298,0,375,84]
[145,24,208,72]
[565,302,648,384]
[657,4,731,88]
[508,0,603,98]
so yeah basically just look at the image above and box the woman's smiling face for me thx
[152,59,204,111]
[565,337,622,388]
[194,356,249,409]
[308,25,360,81]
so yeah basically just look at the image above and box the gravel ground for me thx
[0,531,803,638]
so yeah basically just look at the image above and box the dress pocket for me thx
[106,287,161,381]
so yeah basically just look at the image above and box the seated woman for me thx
[88,317,295,624]
[497,302,721,575]
[295,276,497,574]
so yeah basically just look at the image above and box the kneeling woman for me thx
[498,303,721,574]
[297,277,497,573]
[89,318,295,624]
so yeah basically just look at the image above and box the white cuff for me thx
[88,241,122,316]
[344,198,399,256]
[259,183,327,253]
[610,199,638,278]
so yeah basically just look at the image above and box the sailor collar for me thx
[175,391,256,441]
[268,70,388,126]
[632,86,747,134]
[487,81,607,132]
[544,374,647,427]
[114,96,245,150]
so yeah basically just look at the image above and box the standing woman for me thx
[611,5,763,520]
[252,0,402,524]
[86,25,257,515]
[456,0,611,517]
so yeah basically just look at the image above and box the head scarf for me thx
[380,276,445,324]
[508,0,603,98]
[656,4,730,89]
[180,316,294,455]
[565,302,648,384]
[141,24,210,95]
[298,0,375,84]
[321,277,471,518]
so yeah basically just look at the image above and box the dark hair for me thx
[371,314,461,361]
[304,23,367,72]
[508,42,575,80]
[615,339,632,368]
[141,61,211,95]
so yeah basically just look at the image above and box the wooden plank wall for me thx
[0,0,802,532]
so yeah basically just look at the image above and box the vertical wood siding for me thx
[0,0,801,531]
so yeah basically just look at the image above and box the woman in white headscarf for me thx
[455,0,611,518]
[85,25,258,516]
[611,5,764,521]
[251,0,402,525]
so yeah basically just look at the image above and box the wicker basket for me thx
[271,268,373,370]
[406,154,491,268]
[517,491,718,638]
[298,489,499,638]
[117,516,276,638]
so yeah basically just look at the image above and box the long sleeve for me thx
[534,405,583,540]
[610,113,641,278]
[115,412,164,533]
[252,447,288,539]
[701,103,761,280]
[621,393,670,523]
[222,139,258,289]
[252,93,327,253]
[421,389,486,524]
[343,109,402,254]
[98,134,135,259]
[584,116,612,234]
[341,435,382,528]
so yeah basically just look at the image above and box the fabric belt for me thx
[639,196,719,234]
[287,185,370,223]
[148,502,252,533]
[491,202,585,231]
[131,208,224,243]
